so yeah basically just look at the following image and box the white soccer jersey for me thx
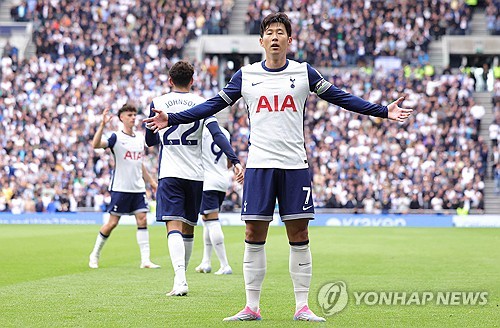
[152,92,216,181]
[107,131,146,192]
[202,126,232,192]
[226,60,311,169]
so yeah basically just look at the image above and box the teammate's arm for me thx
[142,163,157,193]
[92,108,111,149]
[144,70,243,132]
[145,102,161,146]
[206,121,244,184]
[307,64,412,121]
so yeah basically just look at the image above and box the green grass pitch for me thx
[1,225,499,327]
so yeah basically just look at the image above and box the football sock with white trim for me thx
[244,241,266,312]
[136,227,151,263]
[206,219,229,267]
[201,221,213,265]
[91,231,109,257]
[289,241,312,312]
[182,233,194,270]
[168,231,186,285]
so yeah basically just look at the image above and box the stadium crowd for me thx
[486,0,500,35]
[0,0,498,214]
[245,0,476,67]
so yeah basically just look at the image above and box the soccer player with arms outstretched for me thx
[145,61,244,296]
[144,13,412,321]
[89,105,160,270]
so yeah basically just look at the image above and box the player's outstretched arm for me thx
[144,108,169,133]
[386,97,413,122]
[145,104,162,145]
[92,108,111,149]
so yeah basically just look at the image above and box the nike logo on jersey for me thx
[298,262,311,266]
[252,81,264,86]
[302,205,313,211]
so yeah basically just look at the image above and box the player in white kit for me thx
[195,126,234,275]
[144,13,413,321]
[145,61,244,296]
[89,105,160,269]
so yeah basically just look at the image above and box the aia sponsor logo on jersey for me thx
[124,151,143,160]
[256,95,297,113]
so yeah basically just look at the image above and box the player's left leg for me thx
[285,220,324,322]
[134,212,160,269]
[279,169,325,322]
[181,222,194,271]
[89,214,120,268]
[195,219,212,273]
[204,212,232,275]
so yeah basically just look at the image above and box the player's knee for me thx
[105,221,118,231]
[245,228,266,243]
[136,216,147,227]
[287,226,309,242]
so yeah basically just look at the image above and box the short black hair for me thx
[260,12,292,37]
[169,61,194,88]
[118,104,137,119]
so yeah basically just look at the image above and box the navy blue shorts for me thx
[156,177,203,226]
[107,191,148,216]
[241,168,315,221]
[200,190,226,215]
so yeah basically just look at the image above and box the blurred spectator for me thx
[245,0,473,66]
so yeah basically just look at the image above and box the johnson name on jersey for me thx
[151,92,217,181]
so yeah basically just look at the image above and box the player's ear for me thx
[168,77,174,87]
[288,37,292,45]
[259,37,264,48]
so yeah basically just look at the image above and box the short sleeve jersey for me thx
[107,131,146,192]
[151,92,217,181]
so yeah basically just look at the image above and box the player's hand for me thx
[143,107,169,133]
[233,163,244,184]
[101,108,112,126]
[387,96,413,122]
[151,181,158,194]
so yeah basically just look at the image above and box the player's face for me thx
[260,23,291,58]
[120,111,137,128]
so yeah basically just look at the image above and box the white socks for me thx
[205,220,229,267]
[167,231,186,285]
[243,242,266,312]
[289,243,312,312]
[201,220,213,265]
[182,233,194,270]
[91,232,108,257]
[136,227,151,264]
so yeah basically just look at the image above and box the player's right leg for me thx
[198,190,232,274]
[195,219,212,273]
[157,177,202,296]
[166,221,189,296]
[89,213,119,269]
[224,168,275,321]
[223,221,270,321]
